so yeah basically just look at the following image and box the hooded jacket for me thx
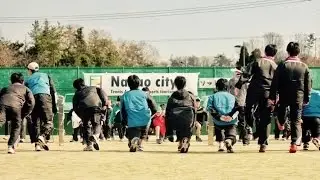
[72,86,107,115]
[165,89,196,134]
[0,83,35,117]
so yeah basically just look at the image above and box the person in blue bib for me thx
[25,62,57,151]
[302,89,320,151]
[207,78,239,153]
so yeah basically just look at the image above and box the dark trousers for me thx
[113,123,125,139]
[20,118,27,139]
[29,94,54,143]
[73,125,83,141]
[257,99,273,145]
[4,120,10,135]
[0,105,23,146]
[302,116,320,144]
[237,106,250,144]
[126,126,147,147]
[278,102,302,145]
[214,125,237,145]
[80,108,101,146]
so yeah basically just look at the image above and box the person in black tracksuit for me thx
[269,42,312,153]
[236,44,278,152]
[0,73,35,154]
[165,76,196,153]
[72,78,108,151]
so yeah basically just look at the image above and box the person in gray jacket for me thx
[0,73,35,154]
[229,68,250,145]
[72,78,108,151]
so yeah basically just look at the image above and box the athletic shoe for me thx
[89,135,100,151]
[138,145,144,152]
[35,144,41,151]
[168,136,174,142]
[3,136,9,140]
[303,143,309,151]
[218,142,225,152]
[259,144,267,153]
[38,136,49,151]
[289,144,297,153]
[196,136,203,142]
[19,139,25,143]
[156,139,162,144]
[312,138,320,150]
[83,145,94,151]
[175,139,179,142]
[8,146,15,154]
[275,138,279,140]
[225,139,234,153]
[180,137,190,153]
[129,137,140,152]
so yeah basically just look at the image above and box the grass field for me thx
[0,135,319,180]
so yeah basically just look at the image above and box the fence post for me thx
[57,95,65,146]
[207,112,214,146]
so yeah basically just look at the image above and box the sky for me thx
[0,0,319,61]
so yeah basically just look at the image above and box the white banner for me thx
[199,78,231,89]
[101,73,199,96]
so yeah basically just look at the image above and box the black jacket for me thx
[236,57,277,98]
[165,89,196,135]
[0,83,35,117]
[72,86,107,115]
[270,57,312,104]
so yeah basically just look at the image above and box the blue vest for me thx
[25,72,50,95]
[303,89,320,118]
[122,90,151,128]
[207,91,238,126]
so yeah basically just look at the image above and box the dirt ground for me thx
[0,135,319,180]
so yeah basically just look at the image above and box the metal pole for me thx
[242,42,246,67]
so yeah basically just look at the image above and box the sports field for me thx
[0,135,318,180]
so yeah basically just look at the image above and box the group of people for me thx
[0,62,57,154]
[1,41,319,154]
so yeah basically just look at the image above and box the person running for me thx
[25,62,57,151]
[236,44,278,152]
[0,73,35,154]
[121,75,157,152]
[194,98,208,142]
[269,42,312,153]
[301,88,320,151]
[72,78,108,151]
[207,78,239,153]
[153,104,166,144]
[109,96,125,141]
[165,76,196,153]
[229,67,250,145]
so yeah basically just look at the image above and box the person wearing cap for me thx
[25,62,57,151]
[0,73,35,154]
[229,67,250,145]
[194,97,207,142]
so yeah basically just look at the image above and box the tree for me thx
[213,54,233,67]
[87,30,120,66]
